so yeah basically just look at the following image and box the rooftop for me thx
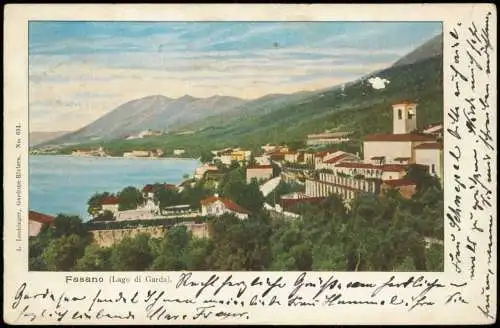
[29,210,55,224]
[414,141,444,150]
[101,196,120,205]
[364,133,436,142]
[201,196,250,214]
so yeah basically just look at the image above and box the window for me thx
[431,164,436,174]
[398,109,402,119]
[408,112,414,119]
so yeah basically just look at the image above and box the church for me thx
[304,101,443,203]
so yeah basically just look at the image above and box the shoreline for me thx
[29,154,200,161]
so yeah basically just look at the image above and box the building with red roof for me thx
[201,194,250,220]
[29,210,55,237]
[381,179,417,199]
[100,196,120,214]
[246,165,274,184]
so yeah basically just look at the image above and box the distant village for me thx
[30,101,443,248]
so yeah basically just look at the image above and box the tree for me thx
[200,151,214,164]
[109,234,154,271]
[425,244,444,271]
[50,214,90,239]
[186,238,213,270]
[239,180,265,213]
[87,192,111,216]
[151,226,190,270]
[118,186,145,211]
[42,234,88,271]
[155,188,181,210]
[405,164,441,193]
[74,244,112,271]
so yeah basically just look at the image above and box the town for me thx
[29,101,444,272]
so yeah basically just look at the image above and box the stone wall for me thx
[89,223,209,247]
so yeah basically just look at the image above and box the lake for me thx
[29,155,200,220]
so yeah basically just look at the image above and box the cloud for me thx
[367,77,391,90]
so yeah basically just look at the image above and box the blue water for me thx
[29,155,200,220]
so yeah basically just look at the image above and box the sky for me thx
[29,21,442,132]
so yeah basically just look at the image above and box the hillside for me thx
[57,33,443,156]
[29,131,72,147]
[45,94,247,145]
[392,33,443,68]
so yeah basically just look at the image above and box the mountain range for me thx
[35,32,443,149]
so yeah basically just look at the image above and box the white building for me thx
[173,149,186,156]
[306,131,352,146]
[123,150,151,158]
[200,194,249,220]
[254,154,271,166]
[115,207,158,221]
[246,165,273,184]
[194,163,218,180]
[101,196,120,214]
[29,211,54,237]
[414,141,444,181]
[363,102,436,164]
[261,144,277,153]
[284,151,299,163]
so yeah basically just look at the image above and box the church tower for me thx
[392,102,417,134]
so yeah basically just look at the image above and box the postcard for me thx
[3,3,497,325]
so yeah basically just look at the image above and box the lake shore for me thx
[30,153,199,161]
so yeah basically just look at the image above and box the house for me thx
[268,150,285,161]
[261,144,277,153]
[363,102,436,164]
[381,179,417,199]
[231,149,251,163]
[254,154,271,166]
[101,196,120,214]
[246,165,273,184]
[315,151,359,171]
[194,163,218,180]
[414,141,444,181]
[216,150,233,165]
[123,150,151,158]
[173,149,186,156]
[284,151,299,163]
[306,131,352,146]
[201,194,250,219]
[29,210,55,237]
[72,149,93,156]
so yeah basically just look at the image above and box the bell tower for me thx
[392,102,417,134]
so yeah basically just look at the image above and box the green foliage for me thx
[87,192,112,216]
[109,234,155,271]
[199,150,214,164]
[42,234,88,271]
[74,244,113,271]
[118,186,145,211]
[425,244,444,271]
[155,188,182,209]
[151,226,190,270]
[265,180,304,205]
